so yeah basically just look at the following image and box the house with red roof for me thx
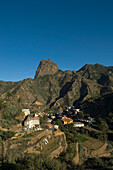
[24,114,40,130]
[46,123,54,130]
[61,116,73,125]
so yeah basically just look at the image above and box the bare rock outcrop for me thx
[35,59,59,78]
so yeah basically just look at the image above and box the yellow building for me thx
[61,116,73,125]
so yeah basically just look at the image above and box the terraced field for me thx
[83,136,104,150]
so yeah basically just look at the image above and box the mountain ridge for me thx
[0,59,113,116]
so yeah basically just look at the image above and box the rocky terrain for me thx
[0,59,113,116]
[35,59,59,78]
[0,58,113,169]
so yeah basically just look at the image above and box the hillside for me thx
[0,59,113,116]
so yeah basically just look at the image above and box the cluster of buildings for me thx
[22,109,41,131]
[61,115,85,127]
[22,106,95,131]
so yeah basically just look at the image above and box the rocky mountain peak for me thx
[35,59,59,78]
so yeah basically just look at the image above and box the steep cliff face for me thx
[79,92,113,117]
[35,59,59,78]
[0,60,113,114]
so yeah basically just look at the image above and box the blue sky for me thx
[0,0,113,81]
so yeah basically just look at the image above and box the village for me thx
[6,106,93,154]
[1,105,113,166]
[21,106,95,132]
[2,104,113,162]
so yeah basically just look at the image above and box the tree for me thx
[98,120,109,141]
[108,112,113,117]
[79,111,84,118]
[98,120,109,133]
[17,97,22,103]
[0,99,4,110]
[6,91,12,100]
[17,97,22,106]
[40,115,48,125]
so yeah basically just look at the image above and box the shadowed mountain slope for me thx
[0,59,113,114]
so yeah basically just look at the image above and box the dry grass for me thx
[42,136,59,153]
[83,136,104,150]
[24,145,40,154]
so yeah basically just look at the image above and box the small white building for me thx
[73,122,84,128]
[54,125,59,129]
[34,113,39,117]
[47,119,52,123]
[75,109,80,112]
[88,117,95,121]
[24,114,40,130]
[22,109,30,117]
[51,115,56,119]
[67,106,71,110]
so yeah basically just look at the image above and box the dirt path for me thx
[50,146,64,159]
[0,127,8,132]
[2,140,8,161]
[83,126,100,132]
[72,142,79,165]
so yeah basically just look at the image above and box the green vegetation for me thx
[0,99,5,110]
[0,101,21,128]
[0,131,15,141]
[0,153,67,170]
[6,91,12,99]
[78,111,84,119]
[76,136,87,143]
[42,136,60,154]
[40,115,48,124]
[17,97,22,104]
[1,153,113,170]
[98,118,109,133]
[23,133,35,138]
[80,126,108,141]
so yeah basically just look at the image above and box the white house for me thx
[73,122,84,128]
[47,119,52,123]
[54,125,59,129]
[88,117,95,121]
[75,109,80,113]
[51,115,56,119]
[22,109,30,117]
[34,113,39,117]
[24,114,40,130]
[67,106,71,110]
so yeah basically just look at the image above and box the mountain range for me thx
[0,59,113,117]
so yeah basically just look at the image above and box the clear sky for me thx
[0,0,113,81]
